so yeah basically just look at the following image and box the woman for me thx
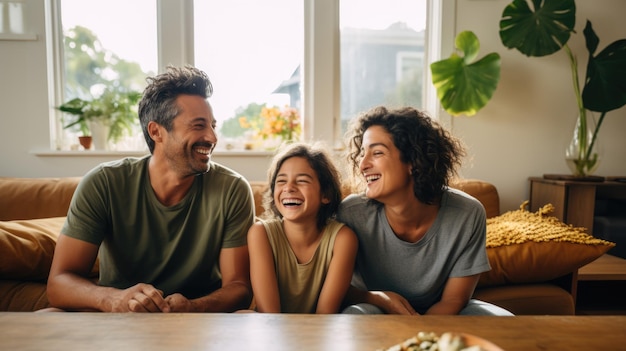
[337,106,512,316]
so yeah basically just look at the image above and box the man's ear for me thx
[147,121,162,143]
[321,196,331,205]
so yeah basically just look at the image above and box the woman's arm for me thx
[247,222,281,313]
[316,226,358,313]
[425,274,480,315]
[344,285,418,315]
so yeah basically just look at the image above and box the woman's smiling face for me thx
[359,125,412,201]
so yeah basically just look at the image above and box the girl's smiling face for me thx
[274,156,329,222]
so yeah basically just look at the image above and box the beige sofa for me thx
[0,177,578,314]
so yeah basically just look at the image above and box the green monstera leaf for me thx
[581,20,626,113]
[499,0,626,114]
[430,31,501,117]
[498,0,626,177]
[499,0,576,57]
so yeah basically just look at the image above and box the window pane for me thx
[194,0,303,151]
[60,0,157,151]
[340,0,426,133]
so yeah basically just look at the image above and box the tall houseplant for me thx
[430,31,501,117]
[499,0,626,176]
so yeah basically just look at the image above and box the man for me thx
[47,66,254,312]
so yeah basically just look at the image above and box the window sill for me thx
[33,150,150,157]
[0,33,38,41]
[32,149,274,157]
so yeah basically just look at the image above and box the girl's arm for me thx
[247,222,281,313]
[316,225,358,313]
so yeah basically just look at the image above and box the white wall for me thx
[1,0,625,212]
[450,0,626,211]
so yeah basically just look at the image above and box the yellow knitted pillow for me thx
[478,201,615,287]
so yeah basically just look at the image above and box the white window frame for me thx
[396,51,425,83]
[47,0,452,151]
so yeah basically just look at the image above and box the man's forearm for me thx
[47,273,115,311]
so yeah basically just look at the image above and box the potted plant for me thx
[58,88,141,150]
[498,0,626,177]
[430,31,501,117]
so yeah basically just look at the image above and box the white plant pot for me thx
[88,119,111,150]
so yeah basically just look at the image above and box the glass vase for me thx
[565,111,603,177]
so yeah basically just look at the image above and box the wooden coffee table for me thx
[1,313,625,350]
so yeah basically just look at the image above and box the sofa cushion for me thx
[0,217,99,282]
[473,284,575,315]
[0,217,66,280]
[478,202,615,287]
[0,177,81,220]
[0,280,49,311]
[249,181,269,217]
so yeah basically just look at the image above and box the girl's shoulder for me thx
[248,218,281,237]
[254,218,283,231]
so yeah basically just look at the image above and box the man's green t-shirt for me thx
[62,156,254,299]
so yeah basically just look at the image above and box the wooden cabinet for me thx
[528,177,626,234]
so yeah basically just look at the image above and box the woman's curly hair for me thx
[345,106,466,205]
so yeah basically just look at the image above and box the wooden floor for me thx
[576,254,626,315]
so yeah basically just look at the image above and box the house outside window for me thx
[193,0,304,151]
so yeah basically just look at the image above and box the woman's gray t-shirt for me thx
[336,188,490,314]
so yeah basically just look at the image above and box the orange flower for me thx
[243,105,301,142]
[239,116,251,129]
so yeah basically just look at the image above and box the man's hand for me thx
[372,291,418,315]
[107,283,170,312]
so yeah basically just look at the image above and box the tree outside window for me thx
[58,0,156,151]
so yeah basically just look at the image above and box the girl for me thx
[248,142,358,313]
